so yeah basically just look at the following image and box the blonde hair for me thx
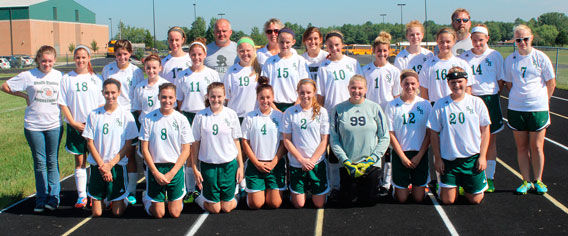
[406,20,424,35]
[237,36,261,78]
[296,78,321,120]
[35,45,57,66]
[513,24,533,35]
[349,74,367,87]
[263,18,284,32]
[372,31,392,51]
[436,27,457,41]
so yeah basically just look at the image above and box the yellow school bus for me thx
[107,40,117,57]
[344,44,372,55]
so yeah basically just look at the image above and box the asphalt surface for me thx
[0,57,567,236]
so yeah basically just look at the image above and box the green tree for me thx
[537,12,568,29]
[189,17,206,41]
[534,24,559,46]
[556,29,568,46]
[205,17,218,44]
[116,21,154,48]
[90,40,99,54]
[250,26,266,46]
[68,43,75,54]
[230,30,245,42]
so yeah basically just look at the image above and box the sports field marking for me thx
[0,106,25,114]
[500,95,568,120]
[185,212,209,236]
[426,189,459,236]
[551,95,568,102]
[502,117,568,151]
[0,173,74,214]
[496,158,568,215]
[314,208,324,236]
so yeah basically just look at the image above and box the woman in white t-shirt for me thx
[503,25,556,195]
[2,46,63,212]
[394,20,433,73]
[301,27,328,81]
[102,39,145,204]
[58,45,104,209]
[241,76,286,209]
[161,26,192,83]
[192,82,244,214]
[459,24,505,193]
[224,37,260,120]
[282,79,330,209]
[427,67,491,205]
[132,54,170,124]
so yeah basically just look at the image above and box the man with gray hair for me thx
[204,18,238,78]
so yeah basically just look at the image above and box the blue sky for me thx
[75,0,567,40]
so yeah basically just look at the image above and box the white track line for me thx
[0,173,74,214]
[427,190,459,236]
[0,106,26,114]
[185,212,210,236]
[496,158,568,215]
[314,208,324,236]
[500,95,568,120]
[503,118,568,151]
[551,95,568,102]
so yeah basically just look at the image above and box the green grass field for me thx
[0,92,75,209]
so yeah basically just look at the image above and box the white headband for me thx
[74,45,91,55]
[189,42,207,53]
[471,27,488,36]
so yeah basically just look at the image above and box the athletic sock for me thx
[75,168,87,198]
[185,166,195,192]
[195,194,206,210]
[382,162,392,189]
[486,160,496,179]
[128,172,138,195]
[142,191,152,216]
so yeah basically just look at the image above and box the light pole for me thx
[380,14,387,24]
[152,0,156,50]
[424,0,428,45]
[109,18,113,40]
[218,13,225,19]
[193,3,197,22]
[397,3,406,41]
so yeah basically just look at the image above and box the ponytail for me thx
[296,78,321,120]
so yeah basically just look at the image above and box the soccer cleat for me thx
[33,204,45,213]
[486,179,495,193]
[533,180,548,194]
[44,202,57,211]
[127,193,137,205]
[184,191,200,204]
[458,186,465,196]
[74,197,88,208]
[515,181,533,195]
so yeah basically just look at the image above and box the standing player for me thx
[419,28,474,103]
[316,30,362,197]
[385,70,431,203]
[1,46,63,212]
[224,37,260,120]
[459,24,505,192]
[132,54,170,127]
[282,79,330,209]
[192,82,244,214]
[427,67,490,205]
[301,27,328,81]
[59,45,104,208]
[330,75,390,207]
[503,25,555,195]
[257,18,298,66]
[140,83,192,218]
[394,20,433,74]
[261,28,310,112]
[160,26,192,84]
[82,79,138,217]
[204,19,238,78]
[102,39,144,205]
[176,37,220,203]
[241,76,286,209]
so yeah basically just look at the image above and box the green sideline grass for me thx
[0,92,75,209]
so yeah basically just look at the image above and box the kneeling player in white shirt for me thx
[140,83,193,218]
[82,79,138,217]
[427,67,490,205]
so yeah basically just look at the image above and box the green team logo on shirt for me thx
[205,77,211,84]
[416,106,424,115]
[386,74,392,83]
[127,77,132,86]
[116,118,123,127]
[102,123,109,134]
[293,63,298,70]
[485,59,492,67]
[449,112,465,125]
[172,120,179,131]
[346,64,353,73]
[466,106,474,114]
[161,128,167,140]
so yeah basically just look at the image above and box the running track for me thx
[1,59,567,235]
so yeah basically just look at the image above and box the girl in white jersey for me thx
[394,20,434,74]
[160,26,192,83]
[427,67,490,205]
[2,46,63,212]
[385,70,431,203]
[224,37,261,120]
[102,39,144,204]
[140,83,193,218]
[503,25,556,195]
[282,79,330,209]
[82,79,138,217]
[261,28,310,112]
[132,54,170,125]
[58,45,104,209]
[257,18,298,66]
[192,82,244,214]
[242,76,286,209]
[459,24,505,193]
[301,27,328,81]
[419,28,473,103]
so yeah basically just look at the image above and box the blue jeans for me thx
[24,126,62,206]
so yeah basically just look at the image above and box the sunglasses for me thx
[453,18,469,23]
[515,37,530,43]
[265,29,279,34]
